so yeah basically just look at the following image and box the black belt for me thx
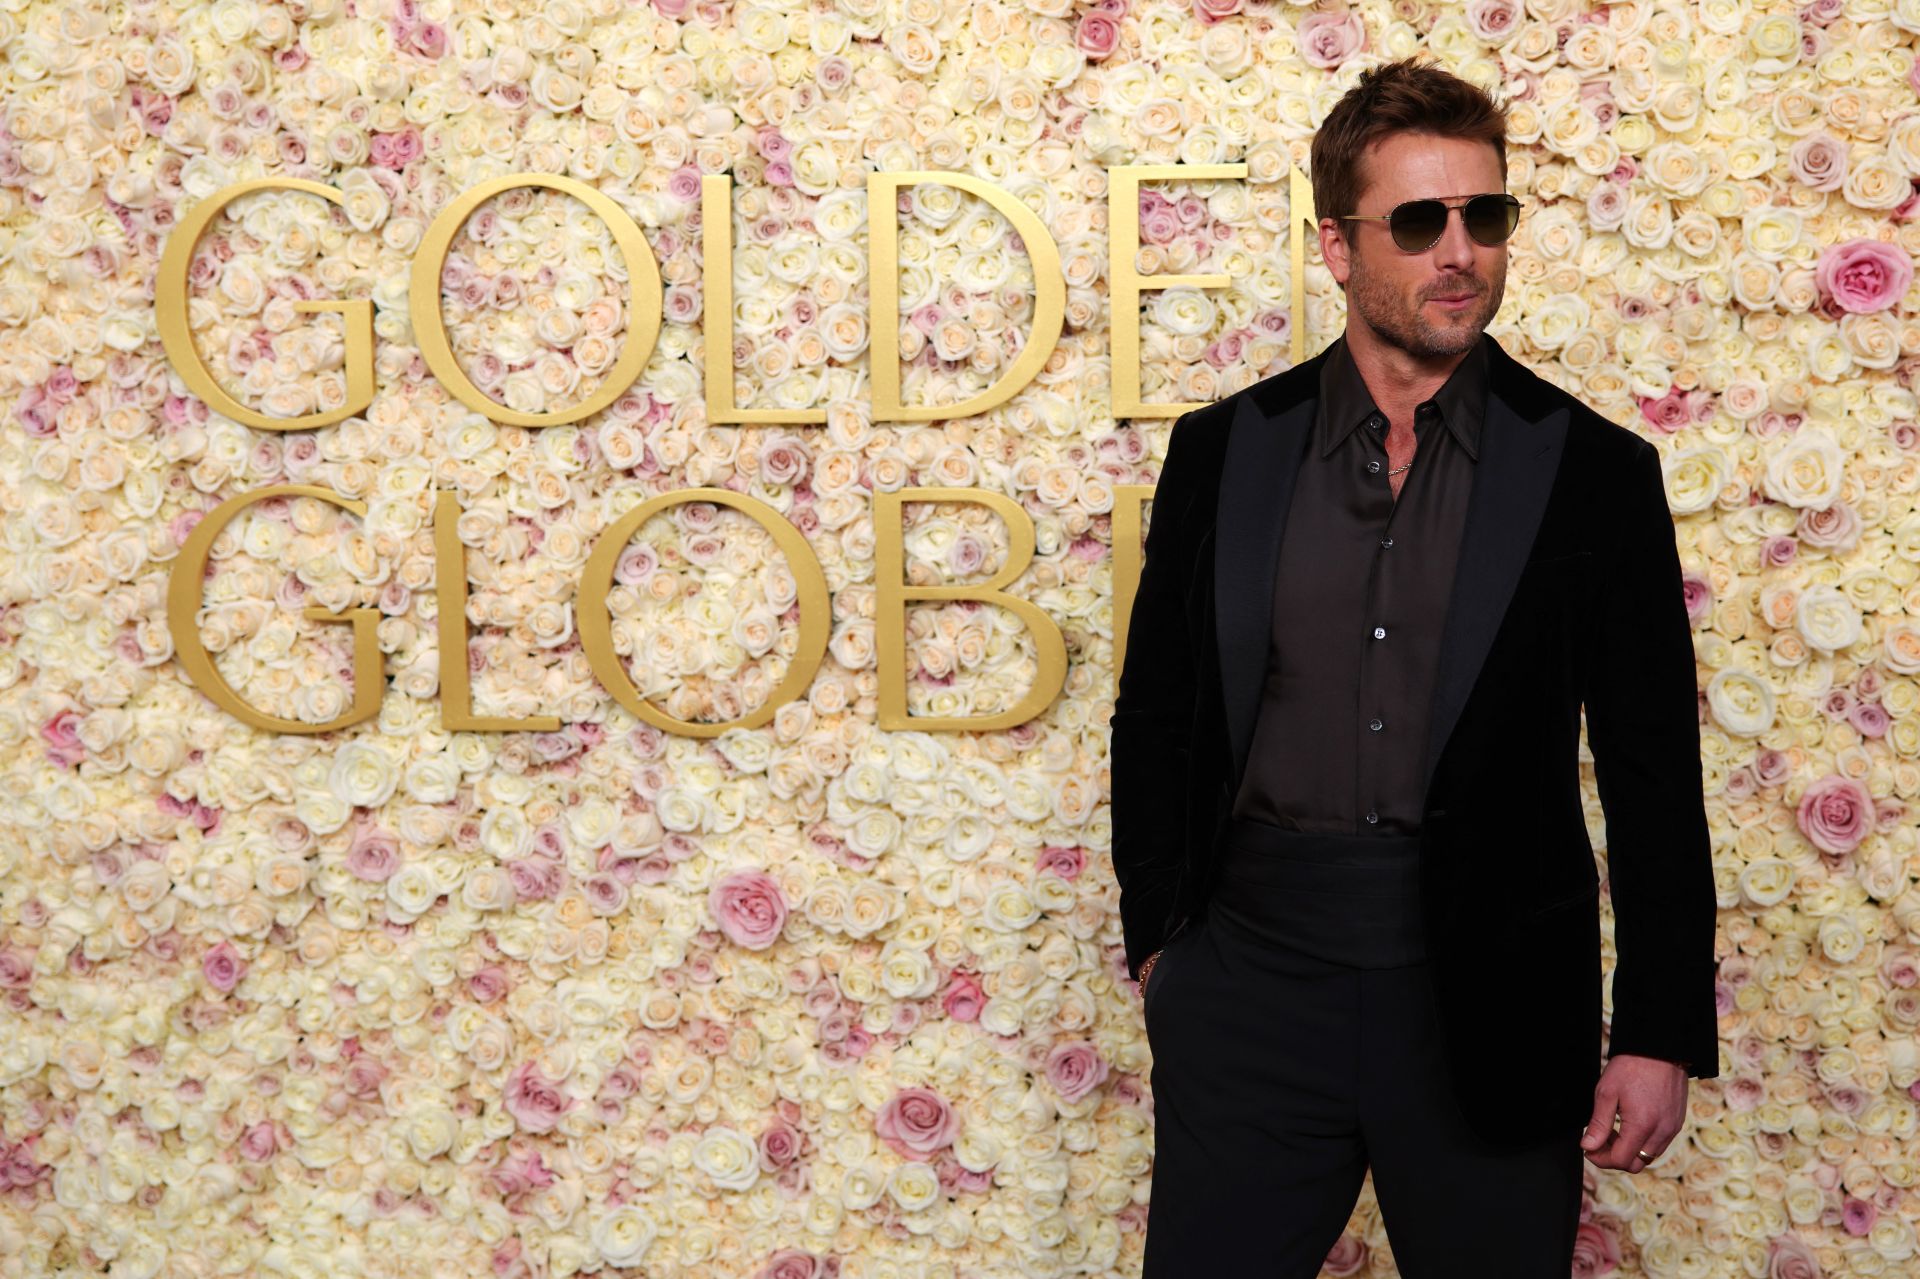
[1211,815,1429,968]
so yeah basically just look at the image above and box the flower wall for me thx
[5,0,1920,1276]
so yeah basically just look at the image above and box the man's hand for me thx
[1579,1053,1688,1171]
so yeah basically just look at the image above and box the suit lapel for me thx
[1216,389,1314,788]
[1421,385,1568,797]
[1212,339,1569,803]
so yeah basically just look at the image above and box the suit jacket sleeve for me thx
[1111,409,1202,982]
[1584,440,1721,1078]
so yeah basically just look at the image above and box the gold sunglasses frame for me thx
[1337,193,1524,252]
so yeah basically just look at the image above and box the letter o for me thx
[578,489,829,736]
[411,173,663,427]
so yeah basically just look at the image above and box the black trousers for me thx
[1141,818,1584,1277]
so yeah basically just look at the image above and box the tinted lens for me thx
[1388,199,1448,252]
[1388,195,1520,250]
[1465,194,1520,246]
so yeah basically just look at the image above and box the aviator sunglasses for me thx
[1339,193,1523,253]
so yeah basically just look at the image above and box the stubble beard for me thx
[1346,248,1503,360]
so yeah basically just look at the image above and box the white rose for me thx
[404,1106,457,1160]
[982,882,1041,932]
[1706,667,1776,735]
[404,754,461,804]
[1763,428,1845,509]
[877,939,937,998]
[387,863,443,919]
[1662,446,1728,515]
[1794,583,1862,654]
[592,1204,658,1267]
[1740,207,1802,262]
[479,807,533,860]
[566,796,618,849]
[692,1126,759,1190]
[886,1161,942,1212]
[329,741,399,808]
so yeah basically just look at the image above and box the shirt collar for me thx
[1316,331,1489,462]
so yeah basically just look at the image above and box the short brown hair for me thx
[1309,57,1510,227]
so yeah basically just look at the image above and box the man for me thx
[1111,57,1718,1275]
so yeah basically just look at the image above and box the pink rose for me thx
[1044,1040,1109,1103]
[757,1251,825,1279]
[1842,1196,1877,1236]
[340,1053,385,1100]
[1797,773,1872,854]
[1192,0,1241,22]
[40,710,84,767]
[758,1120,802,1170]
[238,1120,280,1162]
[504,1062,571,1134]
[1767,1233,1823,1279]
[1788,132,1846,192]
[1815,238,1914,314]
[1570,1220,1621,1277]
[506,857,564,901]
[488,1147,554,1196]
[346,829,400,881]
[875,1087,958,1156]
[1076,12,1122,59]
[468,966,511,1003]
[202,940,246,993]
[709,870,788,950]
[369,128,423,170]
[1637,387,1692,433]
[1680,571,1712,624]
[1465,0,1520,42]
[1321,1233,1369,1275]
[1797,501,1861,551]
[1297,10,1365,69]
[1036,845,1085,878]
[942,972,985,1022]
[1847,700,1889,739]
[399,21,446,57]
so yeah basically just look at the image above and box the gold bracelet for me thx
[1138,949,1163,986]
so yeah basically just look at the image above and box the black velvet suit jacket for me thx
[1111,334,1721,1150]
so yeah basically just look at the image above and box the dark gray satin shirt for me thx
[1231,331,1491,835]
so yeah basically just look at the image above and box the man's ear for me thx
[1319,218,1351,288]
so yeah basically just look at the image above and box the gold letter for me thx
[873,488,1067,730]
[1291,163,1316,368]
[412,174,663,427]
[867,172,1064,422]
[1108,163,1247,418]
[702,174,826,425]
[434,491,561,732]
[1109,483,1154,679]
[578,489,830,736]
[167,485,382,733]
[156,179,374,431]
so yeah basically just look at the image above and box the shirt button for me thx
[1381,536,1394,548]
[1365,810,1379,824]
[1372,626,1386,639]
[1369,717,1384,731]
[1369,414,1385,430]
[1366,461,1381,474]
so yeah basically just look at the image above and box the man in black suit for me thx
[1112,58,1718,1275]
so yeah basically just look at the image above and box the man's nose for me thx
[1431,207,1478,269]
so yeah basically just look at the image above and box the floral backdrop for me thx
[5,0,1920,1275]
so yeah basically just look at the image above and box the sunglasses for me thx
[1338,193,1522,253]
